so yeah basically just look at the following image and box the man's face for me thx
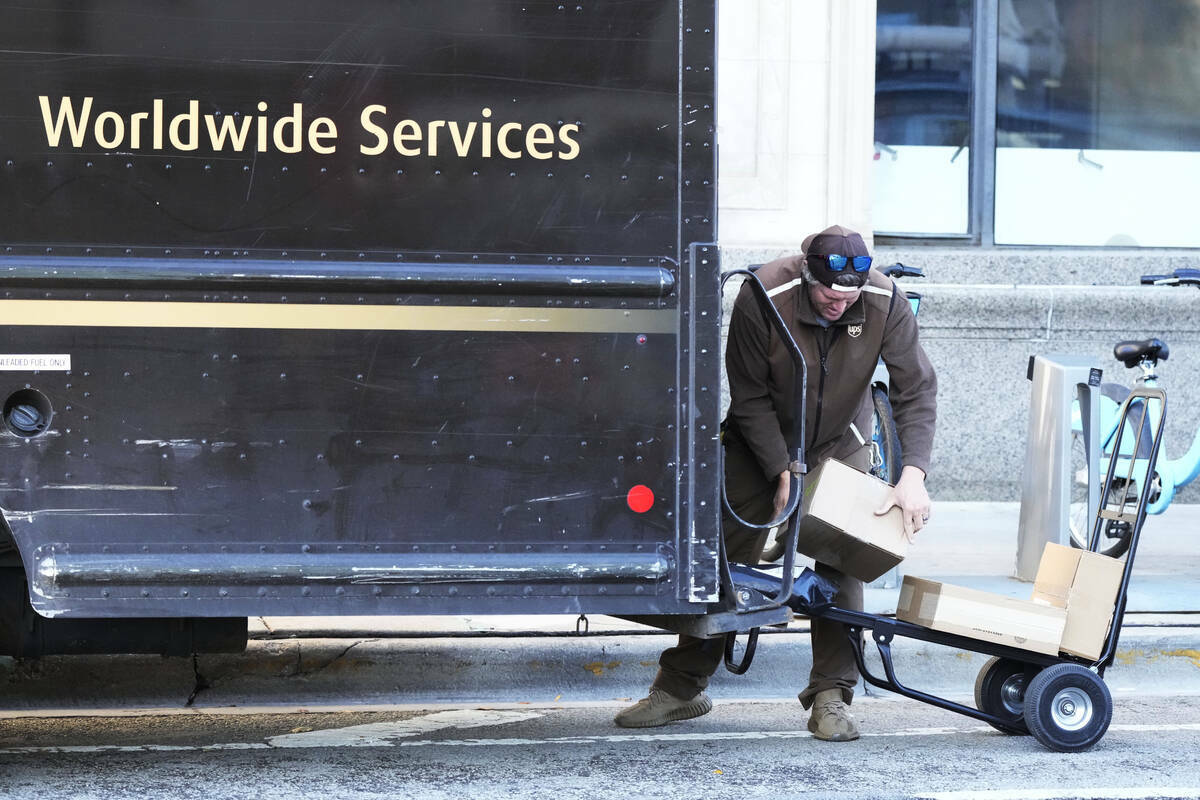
[808,281,862,322]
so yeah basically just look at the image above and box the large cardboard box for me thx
[897,576,1068,656]
[1032,543,1124,660]
[797,458,909,582]
[896,543,1125,659]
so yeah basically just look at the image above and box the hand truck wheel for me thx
[1022,663,1113,752]
[973,657,1034,735]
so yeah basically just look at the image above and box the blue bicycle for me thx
[1068,268,1200,558]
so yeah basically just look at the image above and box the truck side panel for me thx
[0,1,721,621]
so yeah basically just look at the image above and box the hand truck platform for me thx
[720,382,1167,753]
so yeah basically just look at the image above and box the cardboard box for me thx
[1032,543,1124,660]
[797,458,909,582]
[896,543,1124,659]
[897,575,1068,656]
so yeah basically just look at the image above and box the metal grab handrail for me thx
[715,268,808,610]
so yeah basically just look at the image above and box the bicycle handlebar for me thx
[880,262,925,279]
[1141,269,1200,287]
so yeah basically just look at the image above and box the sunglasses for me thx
[808,253,872,272]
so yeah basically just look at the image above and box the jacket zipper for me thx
[810,326,840,449]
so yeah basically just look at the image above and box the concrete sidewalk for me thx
[1,503,1196,711]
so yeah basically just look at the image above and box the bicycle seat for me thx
[1114,338,1169,368]
[880,262,925,279]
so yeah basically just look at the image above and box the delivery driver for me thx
[614,224,937,740]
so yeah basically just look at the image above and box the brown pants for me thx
[650,441,869,708]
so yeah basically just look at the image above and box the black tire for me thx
[974,657,1034,735]
[1023,663,1113,753]
[870,385,901,485]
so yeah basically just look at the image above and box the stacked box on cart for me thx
[1031,543,1124,660]
[896,543,1124,658]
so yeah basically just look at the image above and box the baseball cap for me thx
[804,224,872,294]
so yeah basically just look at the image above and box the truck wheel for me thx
[1023,663,1112,752]
[974,656,1033,734]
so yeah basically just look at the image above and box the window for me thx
[874,1,974,236]
[995,1,1200,246]
[874,0,1200,247]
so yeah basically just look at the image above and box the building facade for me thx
[718,0,1200,501]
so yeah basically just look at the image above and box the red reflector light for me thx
[626,484,654,513]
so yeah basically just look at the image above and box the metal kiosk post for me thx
[1015,354,1103,580]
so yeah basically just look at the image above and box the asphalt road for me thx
[2,695,1198,799]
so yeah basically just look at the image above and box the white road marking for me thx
[266,709,543,748]
[1,718,1198,755]
[1107,723,1200,732]
[920,791,1200,800]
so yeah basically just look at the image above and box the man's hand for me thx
[772,469,791,521]
[875,465,931,541]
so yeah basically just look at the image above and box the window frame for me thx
[875,0,997,246]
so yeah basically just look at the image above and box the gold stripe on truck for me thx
[0,300,677,334]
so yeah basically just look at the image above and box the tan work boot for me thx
[613,688,712,728]
[807,688,859,741]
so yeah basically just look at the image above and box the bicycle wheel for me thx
[1068,431,1133,558]
[870,385,902,485]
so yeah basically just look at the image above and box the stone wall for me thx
[719,246,1200,501]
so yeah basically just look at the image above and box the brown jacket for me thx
[724,255,937,483]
